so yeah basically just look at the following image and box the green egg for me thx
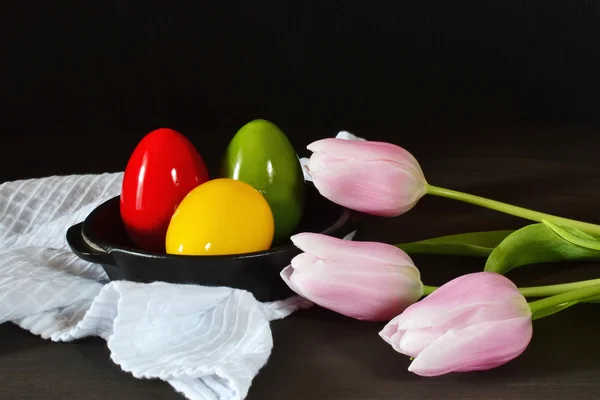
[219,119,306,245]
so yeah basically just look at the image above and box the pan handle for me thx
[66,222,114,265]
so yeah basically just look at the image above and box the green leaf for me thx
[484,223,600,275]
[396,230,514,257]
[542,219,600,251]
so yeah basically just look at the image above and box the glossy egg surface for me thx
[120,128,209,252]
[220,119,305,245]
[165,178,275,256]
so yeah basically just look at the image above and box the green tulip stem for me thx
[426,184,600,236]
[528,284,600,315]
[518,278,600,297]
[422,285,437,296]
[421,278,600,299]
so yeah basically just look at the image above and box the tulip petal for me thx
[280,265,304,296]
[287,259,423,321]
[397,327,448,357]
[394,272,531,331]
[335,131,366,141]
[408,316,533,376]
[293,259,422,294]
[307,138,424,177]
[379,313,403,344]
[290,233,417,272]
[306,152,346,174]
[310,160,427,217]
[379,316,446,357]
[290,252,319,271]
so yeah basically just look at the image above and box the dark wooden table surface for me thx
[2,126,599,399]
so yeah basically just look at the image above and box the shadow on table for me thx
[0,322,50,355]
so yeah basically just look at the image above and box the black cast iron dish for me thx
[66,182,362,302]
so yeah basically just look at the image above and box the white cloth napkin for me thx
[0,172,313,400]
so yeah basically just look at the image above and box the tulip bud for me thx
[305,138,427,217]
[379,272,533,377]
[280,233,424,322]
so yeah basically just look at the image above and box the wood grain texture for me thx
[2,126,600,399]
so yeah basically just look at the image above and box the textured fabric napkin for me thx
[0,172,313,400]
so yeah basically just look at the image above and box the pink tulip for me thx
[280,233,423,322]
[379,272,532,377]
[305,138,427,217]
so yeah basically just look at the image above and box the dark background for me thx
[2,1,600,181]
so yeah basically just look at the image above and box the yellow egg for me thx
[165,178,274,255]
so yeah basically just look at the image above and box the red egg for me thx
[120,128,209,252]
